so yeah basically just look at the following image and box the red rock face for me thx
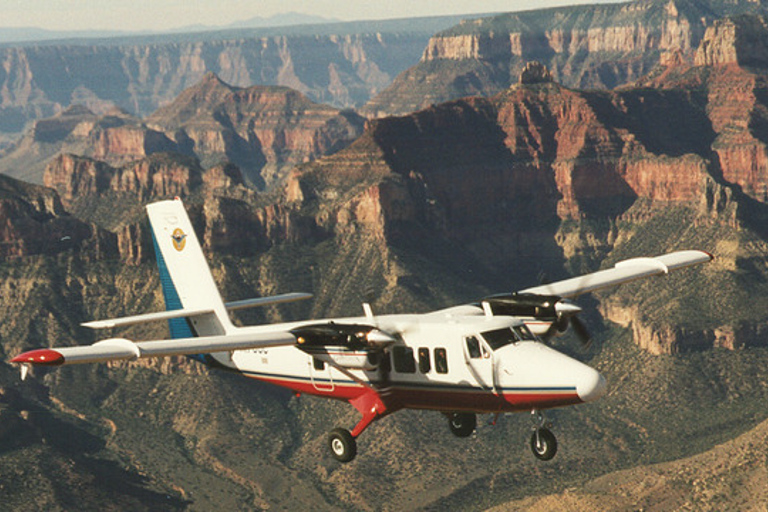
[0,174,116,259]
[356,82,721,241]
[43,153,204,207]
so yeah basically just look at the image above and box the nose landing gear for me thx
[529,409,557,461]
[447,412,477,437]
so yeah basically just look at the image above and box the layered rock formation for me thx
[0,21,457,143]
[0,105,179,184]
[364,0,768,116]
[145,73,365,188]
[1,74,365,189]
[0,173,115,259]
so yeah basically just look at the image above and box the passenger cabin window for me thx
[435,348,448,374]
[393,346,416,373]
[418,348,431,374]
[465,336,482,359]
[481,328,516,351]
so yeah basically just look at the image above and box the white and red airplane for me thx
[10,199,712,462]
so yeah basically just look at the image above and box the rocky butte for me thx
[145,72,366,188]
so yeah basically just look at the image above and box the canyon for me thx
[1,4,768,512]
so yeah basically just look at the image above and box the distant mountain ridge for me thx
[0,74,364,188]
[0,14,473,150]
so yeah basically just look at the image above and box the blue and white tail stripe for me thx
[146,199,234,341]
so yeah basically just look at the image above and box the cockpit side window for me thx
[465,336,482,359]
[480,328,516,351]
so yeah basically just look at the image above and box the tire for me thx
[328,428,357,463]
[448,412,477,438]
[530,427,558,461]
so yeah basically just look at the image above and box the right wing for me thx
[519,250,713,299]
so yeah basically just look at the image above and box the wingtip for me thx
[11,349,65,366]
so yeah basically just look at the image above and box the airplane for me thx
[9,198,713,463]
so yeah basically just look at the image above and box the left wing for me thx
[10,331,297,376]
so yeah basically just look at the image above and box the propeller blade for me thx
[570,316,592,348]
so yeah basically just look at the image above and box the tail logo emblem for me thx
[171,228,187,252]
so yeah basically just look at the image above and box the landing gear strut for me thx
[328,390,388,463]
[529,409,557,461]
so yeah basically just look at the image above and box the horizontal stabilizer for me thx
[225,292,313,311]
[82,293,313,329]
[82,308,215,329]
[11,331,297,367]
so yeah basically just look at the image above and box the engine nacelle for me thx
[307,349,380,371]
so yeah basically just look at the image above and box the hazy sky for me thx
[2,0,624,32]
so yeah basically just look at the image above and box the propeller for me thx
[481,293,592,348]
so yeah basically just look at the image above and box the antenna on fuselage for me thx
[363,287,377,325]
[363,302,375,323]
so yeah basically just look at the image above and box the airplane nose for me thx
[576,370,607,403]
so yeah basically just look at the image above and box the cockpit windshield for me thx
[480,325,537,351]
[480,328,516,351]
[512,324,536,341]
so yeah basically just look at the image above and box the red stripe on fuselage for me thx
[243,372,581,413]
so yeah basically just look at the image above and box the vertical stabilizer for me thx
[147,199,233,338]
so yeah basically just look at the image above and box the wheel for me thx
[530,427,558,461]
[448,412,476,438]
[328,428,357,463]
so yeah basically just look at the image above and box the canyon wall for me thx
[0,29,433,142]
[365,0,768,116]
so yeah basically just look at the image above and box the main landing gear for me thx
[530,409,557,461]
[328,390,388,463]
[328,428,357,463]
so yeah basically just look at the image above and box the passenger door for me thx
[309,355,334,392]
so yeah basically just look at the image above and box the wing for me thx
[519,250,713,298]
[10,331,297,369]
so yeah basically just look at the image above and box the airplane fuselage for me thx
[205,308,606,417]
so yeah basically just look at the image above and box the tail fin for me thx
[147,199,234,338]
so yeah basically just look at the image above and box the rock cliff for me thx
[0,105,179,184]
[0,173,116,259]
[1,74,365,189]
[364,0,768,116]
[0,26,445,144]
[145,73,365,188]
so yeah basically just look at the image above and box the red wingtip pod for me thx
[11,349,65,366]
